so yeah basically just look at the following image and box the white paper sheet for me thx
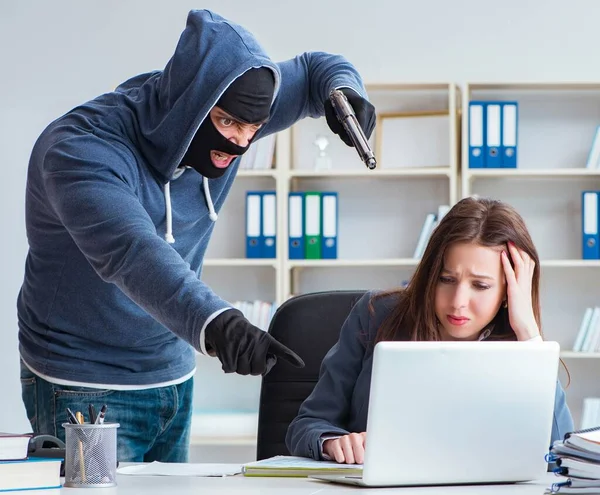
[117,461,243,477]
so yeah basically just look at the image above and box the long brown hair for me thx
[373,196,541,343]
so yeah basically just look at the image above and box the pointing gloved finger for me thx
[267,337,305,368]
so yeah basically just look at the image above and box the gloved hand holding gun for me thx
[324,88,377,169]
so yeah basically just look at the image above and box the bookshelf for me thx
[194,83,460,447]
[283,83,460,300]
[461,82,600,428]
[468,168,600,178]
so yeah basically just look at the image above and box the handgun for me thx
[329,89,377,170]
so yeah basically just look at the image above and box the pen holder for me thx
[63,422,120,488]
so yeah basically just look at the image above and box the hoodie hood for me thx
[114,9,280,183]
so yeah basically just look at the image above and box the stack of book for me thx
[232,300,276,332]
[571,307,600,353]
[413,204,451,259]
[0,432,62,492]
[238,134,276,170]
[579,398,600,430]
[585,127,600,169]
[546,426,600,493]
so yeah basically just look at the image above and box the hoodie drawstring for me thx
[163,173,218,244]
[203,176,219,222]
[164,182,176,244]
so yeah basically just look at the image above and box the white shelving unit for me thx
[561,352,600,359]
[283,83,460,300]
[194,172,278,448]
[193,83,460,447]
[461,82,600,428]
[192,81,600,446]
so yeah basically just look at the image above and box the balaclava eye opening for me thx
[179,67,275,179]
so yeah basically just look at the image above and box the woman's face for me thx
[434,242,506,341]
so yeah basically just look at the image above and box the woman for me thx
[285,196,574,464]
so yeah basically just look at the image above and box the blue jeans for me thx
[20,359,193,462]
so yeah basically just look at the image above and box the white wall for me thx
[2,0,600,432]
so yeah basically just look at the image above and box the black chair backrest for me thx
[256,290,366,460]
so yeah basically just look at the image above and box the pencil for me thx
[75,411,87,483]
[78,438,86,483]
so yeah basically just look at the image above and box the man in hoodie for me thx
[17,9,375,462]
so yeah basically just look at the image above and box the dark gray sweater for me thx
[285,291,574,460]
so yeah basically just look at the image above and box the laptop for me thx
[310,340,560,487]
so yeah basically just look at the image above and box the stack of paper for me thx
[242,455,362,478]
[546,427,600,493]
[117,461,243,477]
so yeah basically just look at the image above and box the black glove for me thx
[324,88,376,147]
[204,309,305,376]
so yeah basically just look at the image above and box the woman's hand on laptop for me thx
[323,432,366,464]
[501,241,540,341]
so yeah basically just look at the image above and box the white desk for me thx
[58,469,560,494]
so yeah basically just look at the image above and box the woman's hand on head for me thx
[323,432,367,464]
[501,241,540,341]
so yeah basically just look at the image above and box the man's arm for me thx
[43,135,230,352]
[262,51,369,135]
[44,134,304,376]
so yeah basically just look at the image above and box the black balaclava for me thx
[180,67,275,178]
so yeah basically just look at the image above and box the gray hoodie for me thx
[17,9,368,386]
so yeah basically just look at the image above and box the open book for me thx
[242,455,362,477]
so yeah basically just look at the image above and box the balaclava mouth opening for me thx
[180,67,275,178]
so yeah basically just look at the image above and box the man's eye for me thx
[220,118,234,126]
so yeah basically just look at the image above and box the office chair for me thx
[256,290,366,460]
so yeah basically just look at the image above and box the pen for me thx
[88,404,97,424]
[95,404,107,425]
[66,407,79,425]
